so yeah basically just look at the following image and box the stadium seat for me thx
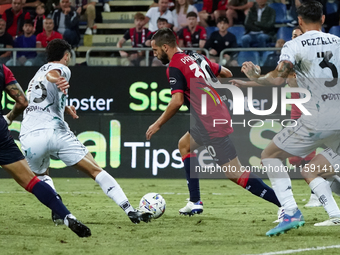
[329,26,340,37]
[326,2,338,14]
[237,51,260,66]
[277,27,293,42]
[260,51,274,66]
[206,26,218,38]
[227,26,245,46]
[269,3,288,23]
[194,3,203,12]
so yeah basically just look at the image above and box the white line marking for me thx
[245,244,340,255]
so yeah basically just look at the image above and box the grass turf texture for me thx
[1,178,340,255]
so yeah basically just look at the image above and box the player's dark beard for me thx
[159,50,169,65]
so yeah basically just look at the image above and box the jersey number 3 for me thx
[318,51,338,87]
[33,81,47,103]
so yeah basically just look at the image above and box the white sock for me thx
[95,170,134,214]
[262,158,298,216]
[37,175,56,191]
[64,214,76,227]
[309,177,340,218]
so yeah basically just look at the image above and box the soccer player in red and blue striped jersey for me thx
[146,28,282,216]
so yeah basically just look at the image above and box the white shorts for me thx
[20,128,88,174]
[273,120,340,158]
[320,148,340,171]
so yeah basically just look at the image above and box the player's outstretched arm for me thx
[4,83,28,125]
[146,92,184,140]
[46,70,69,95]
[242,60,293,87]
[230,79,265,88]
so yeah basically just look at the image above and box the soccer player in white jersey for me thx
[232,1,340,236]
[19,39,152,225]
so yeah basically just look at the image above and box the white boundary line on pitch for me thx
[245,244,340,255]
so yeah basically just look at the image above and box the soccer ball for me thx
[139,193,166,219]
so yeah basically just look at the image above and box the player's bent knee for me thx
[178,138,190,156]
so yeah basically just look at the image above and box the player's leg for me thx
[261,121,326,235]
[261,140,299,214]
[20,129,64,224]
[2,159,91,237]
[293,151,323,207]
[261,140,306,236]
[34,169,65,225]
[301,150,340,226]
[289,152,322,207]
[50,129,150,223]
[205,136,281,208]
[73,152,151,223]
[16,129,91,237]
[178,131,203,215]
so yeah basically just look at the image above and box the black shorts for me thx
[190,125,237,165]
[0,117,25,165]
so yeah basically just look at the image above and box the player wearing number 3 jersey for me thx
[19,39,152,226]
[146,28,284,218]
[238,1,340,236]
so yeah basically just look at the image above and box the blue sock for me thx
[26,177,71,219]
[238,172,281,207]
[183,154,200,203]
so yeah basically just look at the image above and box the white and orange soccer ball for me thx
[139,193,166,219]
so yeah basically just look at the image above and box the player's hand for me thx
[65,105,79,119]
[56,77,69,95]
[230,79,247,88]
[3,115,12,126]
[241,61,260,80]
[146,123,161,140]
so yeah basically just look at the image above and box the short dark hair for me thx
[297,1,323,24]
[46,39,72,62]
[186,11,197,18]
[157,17,168,23]
[151,28,177,48]
[217,16,228,24]
[24,19,33,26]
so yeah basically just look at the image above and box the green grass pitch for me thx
[1,178,340,255]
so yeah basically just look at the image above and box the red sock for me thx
[25,176,40,192]
[237,171,251,188]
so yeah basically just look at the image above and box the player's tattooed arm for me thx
[242,60,293,86]
[4,83,28,123]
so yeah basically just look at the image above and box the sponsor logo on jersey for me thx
[169,77,177,85]
[321,93,340,101]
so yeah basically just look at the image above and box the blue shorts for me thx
[190,125,237,165]
[0,117,25,165]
